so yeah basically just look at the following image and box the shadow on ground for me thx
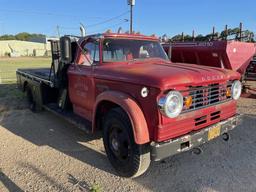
[0,84,114,175]
[134,115,256,192]
[0,171,24,192]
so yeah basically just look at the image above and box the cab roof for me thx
[84,32,159,41]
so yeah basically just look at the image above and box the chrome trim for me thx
[157,91,183,118]
[158,96,167,114]
[181,99,232,114]
[182,83,232,113]
[231,80,242,100]
[151,114,242,161]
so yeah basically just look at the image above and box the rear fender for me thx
[93,91,150,145]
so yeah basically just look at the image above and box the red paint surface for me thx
[157,100,236,142]
[163,41,256,75]
[67,33,240,143]
[94,91,150,144]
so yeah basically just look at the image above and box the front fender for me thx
[93,91,150,145]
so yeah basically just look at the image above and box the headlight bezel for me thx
[231,80,242,100]
[158,90,184,118]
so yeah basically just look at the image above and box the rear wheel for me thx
[26,86,36,112]
[103,108,150,178]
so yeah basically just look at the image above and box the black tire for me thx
[26,86,36,112]
[103,108,150,178]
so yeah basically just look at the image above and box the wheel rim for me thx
[108,124,131,164]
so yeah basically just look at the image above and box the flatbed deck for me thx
[17,68,55,87]
[17,68,93,133]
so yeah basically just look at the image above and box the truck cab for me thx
[17,32,242,178]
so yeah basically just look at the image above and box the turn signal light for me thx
[226,88,231,97]
[185,96,193,108]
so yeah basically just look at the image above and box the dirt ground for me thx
[0,84,256,192]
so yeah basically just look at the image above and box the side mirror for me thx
[60,36,72,64]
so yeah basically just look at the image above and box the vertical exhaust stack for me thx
[117,27,122,34]
[80,23,86,37]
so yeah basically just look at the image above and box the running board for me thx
[43,103,92,134]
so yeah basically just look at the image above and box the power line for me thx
[86,11,129,28]
[57,10,129,35]
[87,20,129,35]
[0,8,103,19]
[0,9,129,36]
[59,26,78,30]
[60,20,128,36]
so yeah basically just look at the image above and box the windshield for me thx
[102,38,168,62]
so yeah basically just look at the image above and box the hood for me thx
[94,62,240,90]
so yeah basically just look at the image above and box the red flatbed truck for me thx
[17,32,242,177]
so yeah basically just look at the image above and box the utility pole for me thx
[127,0,135,33]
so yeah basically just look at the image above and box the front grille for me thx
[211,111,221,120]
[195,115,207,126]
[194,111,221,127]
[183,83,232,112]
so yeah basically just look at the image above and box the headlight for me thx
[231,80,242,100]
[158,91,183,118]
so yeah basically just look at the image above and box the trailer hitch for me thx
[192,147,203,155]
[222,133,230,141]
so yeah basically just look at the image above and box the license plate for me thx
[208,125,221,140]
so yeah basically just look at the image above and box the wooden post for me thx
[181,32,184,42]
[225,25,228,40]
[212,26,215,40]
[239,22,243,41]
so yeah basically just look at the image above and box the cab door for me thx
[68,39,99,121]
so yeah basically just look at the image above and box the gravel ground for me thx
[0,84,256,192]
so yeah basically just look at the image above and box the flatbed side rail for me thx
[16,70,54,88]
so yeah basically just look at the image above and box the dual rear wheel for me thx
[25,86,36,112]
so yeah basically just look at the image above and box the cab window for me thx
[102,39,168,62]
[77,40,99,65]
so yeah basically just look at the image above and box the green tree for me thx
[0,32,46,41]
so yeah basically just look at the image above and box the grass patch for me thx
[0,57,51,84]
[90,182,102,192]
[0,84,25,99]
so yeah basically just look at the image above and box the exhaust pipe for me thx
[117,27,122,34]
[80,23,86,37]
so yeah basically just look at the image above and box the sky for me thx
[0,0,255,38]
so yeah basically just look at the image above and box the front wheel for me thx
[103,108,150,178]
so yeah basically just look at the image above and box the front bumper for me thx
[151,114,242,161]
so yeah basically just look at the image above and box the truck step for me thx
[43,103,92,134]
